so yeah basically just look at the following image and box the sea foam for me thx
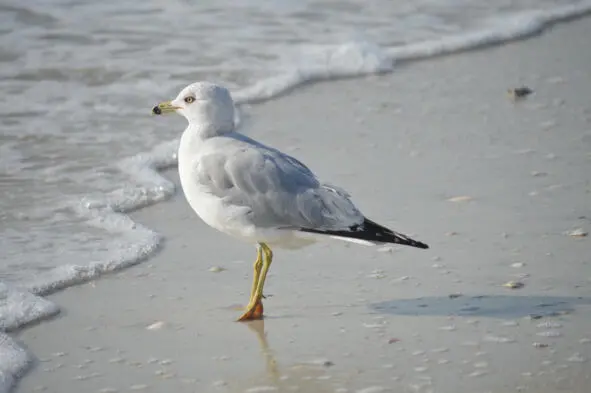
[0,333,30,393]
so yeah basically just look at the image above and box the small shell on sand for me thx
[146,321,165,330]
[447,196,473,203]
[208,266,226,273]
[507,86,533,99]
[566,228,588,237]
[502,281,525,289]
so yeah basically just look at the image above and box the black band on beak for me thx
[152,105,162,115]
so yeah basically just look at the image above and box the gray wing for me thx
[196,139,364,231]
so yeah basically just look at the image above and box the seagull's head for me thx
[152,82,235,132]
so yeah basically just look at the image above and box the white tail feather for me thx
[329,235,378,246]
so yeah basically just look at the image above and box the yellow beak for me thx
[152,100,180,115]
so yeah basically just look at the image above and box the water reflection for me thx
[245,320,280,384]
[237,320,339,393]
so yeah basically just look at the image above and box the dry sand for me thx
[15,17,591,393]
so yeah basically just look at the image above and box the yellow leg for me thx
[253,244,273,301]
[248,245,264,304]
[237,243,273,321]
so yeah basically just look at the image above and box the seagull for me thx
[152,82,428,321]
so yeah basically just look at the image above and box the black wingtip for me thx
[413,240,429,250]
[392,233,429,249]
[299,217,430,250]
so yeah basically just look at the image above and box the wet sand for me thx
[15,17,591,393]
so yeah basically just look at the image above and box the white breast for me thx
[178,135,219,227]
[177,129,250,241]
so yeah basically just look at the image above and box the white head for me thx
[152,82,235,133]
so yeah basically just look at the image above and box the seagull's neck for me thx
[179,123,232,155]
[184,121,232,140]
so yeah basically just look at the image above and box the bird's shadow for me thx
[369,294,591,319]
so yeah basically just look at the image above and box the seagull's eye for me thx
[184,96,195,104]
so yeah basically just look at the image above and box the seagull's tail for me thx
[299,217,429,249]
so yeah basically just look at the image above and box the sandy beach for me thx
[14,17,591,393]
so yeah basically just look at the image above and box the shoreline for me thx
[10,15,591,393]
